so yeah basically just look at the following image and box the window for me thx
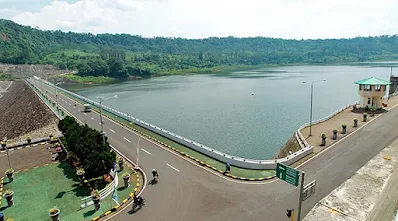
[375,85,381,91]
[364,85,371,91]
[368,98,371,104]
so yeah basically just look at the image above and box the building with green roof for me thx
[354,77,391,108]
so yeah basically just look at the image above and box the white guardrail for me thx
[34,77,313,170]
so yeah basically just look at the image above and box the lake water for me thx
[68,63,396,159]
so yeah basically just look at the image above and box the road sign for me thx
[302,180,316,201]
[276,163,300,186]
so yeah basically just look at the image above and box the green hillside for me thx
[1,19,398,78]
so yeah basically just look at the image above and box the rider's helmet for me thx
[152,169,157,173]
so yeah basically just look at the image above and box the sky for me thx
[0,0,397,39]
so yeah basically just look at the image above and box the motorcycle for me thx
[132,198,145,212]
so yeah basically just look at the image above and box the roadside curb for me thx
[91,162,143,221]
[64,92,276,182]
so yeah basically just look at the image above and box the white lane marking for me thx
[141,148,151,155]
[297,102,398,169]
[84,113,87,115]
[73,106,76,108]
[167,163,180,172]
[123,137,131,143]
[68,103,71,106]
[109,129,115,133]
[91,117,94,120]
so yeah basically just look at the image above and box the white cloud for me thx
[9,0,398,39]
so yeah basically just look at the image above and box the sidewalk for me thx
[303,138,398,221]
[301,96,398,154]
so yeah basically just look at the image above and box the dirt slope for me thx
[0,80,58,141]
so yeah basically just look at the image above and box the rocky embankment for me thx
[273,135,301,159]
[0,80,59,143]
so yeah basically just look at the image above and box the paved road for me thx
[30,79,398,221]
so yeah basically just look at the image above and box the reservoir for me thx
[69,63,396,159]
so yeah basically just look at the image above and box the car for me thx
[83,104,92,112]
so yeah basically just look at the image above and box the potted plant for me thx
[122,172,130,188]
[26,136,32,144]
[332,130,338,140]
[76,168,85,185]
[363,113,368,122]
[5,168,14,182]
[341,124,347,134]
[321,134,327,146]
[91,189,101,210]
[49,206,60,221]
[4,189,14,207]
[118,157,124,171]
[353,119,358,128]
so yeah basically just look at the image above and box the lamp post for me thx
[303,80,326,136]
[97,95,118,145]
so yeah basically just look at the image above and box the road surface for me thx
[30,79,398,221]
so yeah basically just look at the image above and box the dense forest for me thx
[1,19,398,78]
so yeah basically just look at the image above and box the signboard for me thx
[276,163,300,186]
[302,180,316,201]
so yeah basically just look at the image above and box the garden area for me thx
[0,116,141,221]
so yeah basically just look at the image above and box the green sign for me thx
[276,163,300,186]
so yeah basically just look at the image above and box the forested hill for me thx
[1,19,398,77]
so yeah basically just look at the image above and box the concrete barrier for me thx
[35,78,313,170]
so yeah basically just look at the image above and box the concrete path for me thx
[30,79,398,221]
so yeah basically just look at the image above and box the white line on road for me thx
[68,103,71,106]
[167,163,180,172]
[141,148,151,155]
[123,137,131,143]
[109,129,115,133]
[83,113,87,115]
[91,117,94,120]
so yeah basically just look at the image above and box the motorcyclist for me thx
[133,193,145,208]
[224,163,231,174]
[152,169,159,180]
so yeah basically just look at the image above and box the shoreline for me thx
[52,59,398,86]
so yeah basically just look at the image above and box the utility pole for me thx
[297,171,305,221]
[307,80,326,136]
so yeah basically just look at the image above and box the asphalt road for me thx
[30,79,398,221]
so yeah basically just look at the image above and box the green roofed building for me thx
[354,77,391,109]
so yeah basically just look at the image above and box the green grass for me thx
[60,92,276,179]
[0,73,14,81]
[61,73,119,84]
[0,162,137,221]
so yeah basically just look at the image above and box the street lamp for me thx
[303,80,326,136]
[97,95,118,145]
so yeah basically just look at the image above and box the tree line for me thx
[1,19,398,78]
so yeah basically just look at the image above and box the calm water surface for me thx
[69,64,395,159]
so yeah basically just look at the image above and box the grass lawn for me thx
[61,92,276,179]
[0,162,138,221]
